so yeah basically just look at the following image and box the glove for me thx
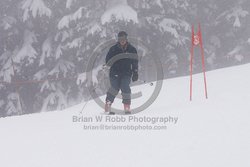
[132,71,138,82]
[102,64,110,74]
[102,64,110,71]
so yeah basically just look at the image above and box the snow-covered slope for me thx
[0,64,250,167]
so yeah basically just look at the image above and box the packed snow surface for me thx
[0,64,250,167]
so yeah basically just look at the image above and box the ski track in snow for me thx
[0,64,250,167]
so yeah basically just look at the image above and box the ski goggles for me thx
[118,36,128,42]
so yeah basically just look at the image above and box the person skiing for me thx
[104,31,138,114]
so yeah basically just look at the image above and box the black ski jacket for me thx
[106,42,138,76]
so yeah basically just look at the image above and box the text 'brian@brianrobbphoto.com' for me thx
[72,115,179,131]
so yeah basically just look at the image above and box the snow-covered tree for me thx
[1,0,250,117]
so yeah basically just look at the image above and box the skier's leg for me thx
[120,75,131,112]
[106,74,120,104]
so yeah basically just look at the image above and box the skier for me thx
[104,31,138,114]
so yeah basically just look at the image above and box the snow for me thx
[58,7,85,30]
[227,46,245,62]
[77,73,87,85]
[158,18,190,37]
[0,51,14,82]
[155,0,163,8]
[67,37,82,49]
[34,69,48,80]
[226,7,249,28]
[235,54,244,62]
[15,30,37,65]
[5,92,23,116]
[101,4,138,25]
[159,18,179,38]
[66,0,76,9]
[1,16,17,30]
[87,23,102,36]
[48,60,75,77]
[22,0,52,21]
[55,45,63,59]
[40,37,52,66]
[0,64,250,167]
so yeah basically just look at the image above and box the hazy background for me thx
[0,0,250,117]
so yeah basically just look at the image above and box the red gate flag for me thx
[190,23,208,101]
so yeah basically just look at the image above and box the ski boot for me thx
[124,104,131,115]
[105,101,115,115]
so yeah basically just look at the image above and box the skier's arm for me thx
[132,48,138,73]
[105,47,113,67]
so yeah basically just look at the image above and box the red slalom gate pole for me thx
[198,23,208,99]
[189,23,208,101]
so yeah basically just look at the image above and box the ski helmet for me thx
[118,31,128,38]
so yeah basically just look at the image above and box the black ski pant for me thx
[106,74,131,104]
